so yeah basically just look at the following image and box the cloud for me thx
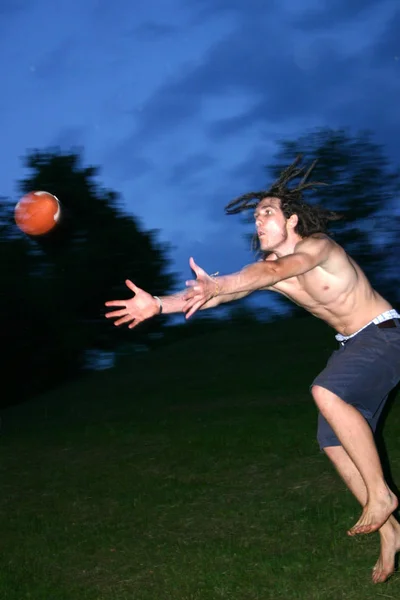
[167,152,216,186]
[50,126,88,150]
[0,0,32,17]
[102,0,399,246]
[157,2,399,158]
[295,0,390,29]
[371,7,400,63]
[190,0,271,20]
[0,0,35,38]
[104,151,154,183]
[120,18,360,146]
[91,0,133,24]
[131,21,178,39]
[32,37,77,83]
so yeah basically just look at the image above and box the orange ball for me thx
[14,191,61,236]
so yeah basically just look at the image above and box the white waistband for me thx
[335,309,400,342]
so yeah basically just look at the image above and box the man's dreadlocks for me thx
[225,155,342,238]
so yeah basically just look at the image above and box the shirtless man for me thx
[105,157,400,583]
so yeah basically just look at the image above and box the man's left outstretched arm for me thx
[184,236,332,318]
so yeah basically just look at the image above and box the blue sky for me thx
[1,0,399,310]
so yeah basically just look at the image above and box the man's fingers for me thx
[184,286,201,299]
[183,286,195,299]
[189,256,206,277]
[182,296,194,312]
[105,308,128,319]
[105,280,140,307]
[185,300,203,319]
[106,309,143,328]
[125,279,140,293]
[183,289,202,303]
[189,256,197,272]
[105,300,126,307]
[113,315,134,327]
[183,295,201,313]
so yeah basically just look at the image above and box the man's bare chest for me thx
[272,268,343,307]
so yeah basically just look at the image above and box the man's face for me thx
[254,197,289,251]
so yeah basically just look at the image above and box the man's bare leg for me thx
[312,385,398,535]
[325,445,400,583]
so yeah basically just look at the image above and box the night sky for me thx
[2,0,399,306]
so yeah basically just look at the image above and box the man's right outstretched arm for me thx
[105,279,249,329]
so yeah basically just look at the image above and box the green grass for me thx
[1,317,400,599]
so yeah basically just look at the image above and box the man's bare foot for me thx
[347,490,398,536]
[372,517,400,584]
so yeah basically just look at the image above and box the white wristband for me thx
[153,295,163,314]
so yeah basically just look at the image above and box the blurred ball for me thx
[14,191,61,236]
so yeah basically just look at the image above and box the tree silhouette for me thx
[1,149,176,407]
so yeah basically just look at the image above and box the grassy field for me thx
[1,317,400,599]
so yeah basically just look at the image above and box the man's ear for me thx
[287,213,298,229]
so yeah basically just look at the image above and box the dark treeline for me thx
[1,151,177,408]
[1,128,399,408]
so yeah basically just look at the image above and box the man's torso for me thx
[264,236,393,335]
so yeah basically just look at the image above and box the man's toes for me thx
[373,570,391,584]
[347,523,360,536]
[348,523,375,536]
[372,562,394,584]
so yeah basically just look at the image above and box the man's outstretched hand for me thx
[184,257,218,319]
[105,280,160,329]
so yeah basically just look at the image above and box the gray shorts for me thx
[312,319,400,449]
